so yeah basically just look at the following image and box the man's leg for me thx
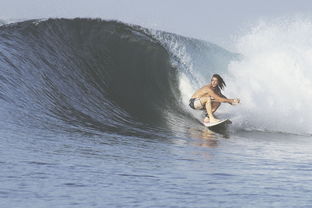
[211,102,221,113]
[203,102,221,123]
[200,97,221,123]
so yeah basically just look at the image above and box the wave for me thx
[0,18,235,136]
[7,18,309,136]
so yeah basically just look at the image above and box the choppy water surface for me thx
[1,126,312,208]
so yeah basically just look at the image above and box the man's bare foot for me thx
[203,117,210,123]
[209,118,221,123]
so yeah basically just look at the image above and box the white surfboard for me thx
[203,119,231,127]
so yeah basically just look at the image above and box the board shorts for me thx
[189,98,204,110]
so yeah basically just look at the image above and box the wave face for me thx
[0,18,235,136]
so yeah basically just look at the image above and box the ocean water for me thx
[1,18,312,208]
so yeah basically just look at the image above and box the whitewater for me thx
[225,18,312,135]
[1,17,312,208]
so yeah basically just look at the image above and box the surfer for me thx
[189,74,240,124]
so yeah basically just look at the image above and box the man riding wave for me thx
[189,74,240,124]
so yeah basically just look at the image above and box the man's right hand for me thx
[232,98,240,105]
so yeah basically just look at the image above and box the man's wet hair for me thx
[212,74,226,90]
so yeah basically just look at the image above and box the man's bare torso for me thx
[191,84,223,100]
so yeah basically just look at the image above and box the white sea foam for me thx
[225,17,312,135]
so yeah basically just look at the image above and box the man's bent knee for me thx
[200,96,212,104]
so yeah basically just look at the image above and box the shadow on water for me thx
[187,127,219,148]
[184,121,232,148]
[208,121,232,137]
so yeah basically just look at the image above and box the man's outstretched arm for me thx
[207,89,238,104]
